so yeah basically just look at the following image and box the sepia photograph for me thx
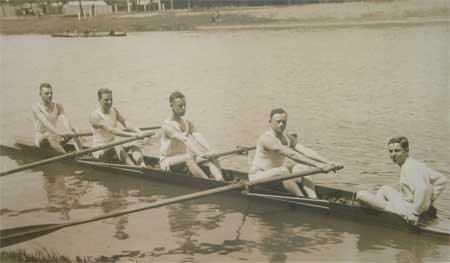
[0,0,449,262]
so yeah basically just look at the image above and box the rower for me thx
[356,136,448,225]
[159,91,225,181]
[249,108,340,198]
[32,83,76,153]
[89,88,153,167]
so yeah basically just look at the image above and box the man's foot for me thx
[227,177,241,183]
[423,205,437,219]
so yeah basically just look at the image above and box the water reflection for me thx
[163,199,244,256]
[44,174,77,220]
[100,190,131,240]
[356,228,449,262]
[0,146,151,240]
[0,147,83,220]
[76,169,161,241]
[249,208,345,262]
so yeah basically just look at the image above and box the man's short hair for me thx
[169,91,185,104]
[39,83,52,92]
[269,108,287,121]
[388,136,409,152]
[97,88,112,100]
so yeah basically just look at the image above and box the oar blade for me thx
[0,224,60,248]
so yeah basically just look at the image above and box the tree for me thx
[78,0,84,16]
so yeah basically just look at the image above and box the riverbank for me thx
[0,0,448,35]
[0,248,90,263]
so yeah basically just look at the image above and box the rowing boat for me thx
[1,137,448,237]
[51,31,127,38]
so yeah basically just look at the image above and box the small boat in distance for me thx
[51,30,127,38]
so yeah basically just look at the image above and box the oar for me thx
[62,125,161,138]
[163,145,256,168]
[0,164,343,248]
[0,134,154,177]
[197,146,256,165]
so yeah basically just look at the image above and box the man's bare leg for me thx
[114,146,136,166]
[356,190,389,211]
[44,135,66,153]
[127,145,146,167]
[186,158,209,179]
[282,179,304,197]
[292,164,317,198]
[131,150,146,167]
[164,153,209,179]
[251,166,304,197]
[207,158,224,181]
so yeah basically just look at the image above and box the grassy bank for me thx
[0,248,91,263]
[0,0,448,34]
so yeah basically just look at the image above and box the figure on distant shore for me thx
[211,11,221,24]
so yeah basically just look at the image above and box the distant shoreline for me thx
[1,1,448,35]
[197,17,449,31]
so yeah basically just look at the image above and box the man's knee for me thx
[184,153,198,165]
[47,138,66,153]
[378,185,395,196]
[301,177,316,189]
[437,176,448,189]
[356,190,372,203]
[292,164,310,173]
[278,167,290,176]
[114,145,126,153]
[130,148,143,159]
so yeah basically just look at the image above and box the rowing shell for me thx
[1,137,449,237]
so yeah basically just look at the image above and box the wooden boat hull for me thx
[1,138,448,237]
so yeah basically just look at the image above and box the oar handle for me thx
[251,164,344,186]
[63,126,161,138]
[0,134,154,177]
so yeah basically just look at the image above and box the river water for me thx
[0,20,449,262]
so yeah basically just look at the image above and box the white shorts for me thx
[92,144,141,160]
[159,156,189,173]
[34,132,57,147]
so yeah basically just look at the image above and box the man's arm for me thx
[32,104,60,135]
[290,136,331,164]
[406,165,433,218]
[162,121,206,157]
[114,108,134,130]
[115,108,153,138]
[56,103,74,133]
[429,169,448,202]
[90,109,136,138]
[260,134,325,169]
[189,122,210,152]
